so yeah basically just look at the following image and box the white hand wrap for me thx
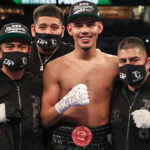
[55,84,89,114]
[131,109,150,128]
[0,103,7,123]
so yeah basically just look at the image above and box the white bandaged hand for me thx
[55,84,89,114]
[131,109,150,128]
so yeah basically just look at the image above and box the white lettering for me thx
[3,59,14,66]
[120,73,126,79]
[51,39,57,46]
[37,39,47,45]
[142,99,150,109]
[132,71,141,79]
[22,57,28,65]
[5,26,26,33]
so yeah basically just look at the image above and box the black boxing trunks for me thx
[47,123,112,150]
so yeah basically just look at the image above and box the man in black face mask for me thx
[25,4,73,78]
[110,37,150,150]
[0,22,45,150]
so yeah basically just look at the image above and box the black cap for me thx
[0,22,31,45]
[68,1,100,23]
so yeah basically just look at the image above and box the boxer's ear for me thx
[98,21,103,34]
[61,25,65,38]
[67,24,73,36]
[31,24,35,37]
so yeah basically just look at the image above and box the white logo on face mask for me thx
[132,71,141,79]
[3,59,14,66]
[37,38,47,45]
[22,57,28,65]
[51,39,57,46]
[120,73,126,79]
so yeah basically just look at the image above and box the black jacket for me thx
[110,76,150,150]
[0,71,45,150]
[0,124,15,150]
[26,41,73,78]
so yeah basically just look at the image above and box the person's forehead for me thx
[36,16,62,25]
[118,48,144,59]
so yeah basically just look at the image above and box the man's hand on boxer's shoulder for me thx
[55,84,90,114]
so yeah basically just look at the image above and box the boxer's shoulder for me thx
[97,52,118,65]
[102,52,117,60]
[46,55,69,70]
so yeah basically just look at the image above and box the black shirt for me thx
[0,71,45,150]
[110,76,150,150]
[26,41,74,78]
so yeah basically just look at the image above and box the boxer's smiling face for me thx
[67,17,103,51]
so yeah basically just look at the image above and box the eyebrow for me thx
[39,23,59,26]
[51,24,59,26]
[119,56,139,61]
[38,23,46,26]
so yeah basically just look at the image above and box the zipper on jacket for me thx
[126,106,131,150]
[126,91,139,150]
[16,84,22,150]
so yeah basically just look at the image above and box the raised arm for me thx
[41,61,90,128]
[41,62,62,128]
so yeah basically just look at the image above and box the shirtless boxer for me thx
[41,1,118,150]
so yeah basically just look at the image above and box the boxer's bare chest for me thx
[59,59,116,98]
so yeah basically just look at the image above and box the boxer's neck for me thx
[74,47,99,60]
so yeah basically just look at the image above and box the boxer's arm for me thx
[41,62,62,128]
[41,62,90,128]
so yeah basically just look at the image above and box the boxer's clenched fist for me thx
[55,84,89,114]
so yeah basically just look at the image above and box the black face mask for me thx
[2,51,29,71]
[119,63,147,86]
[35,33,62,52]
